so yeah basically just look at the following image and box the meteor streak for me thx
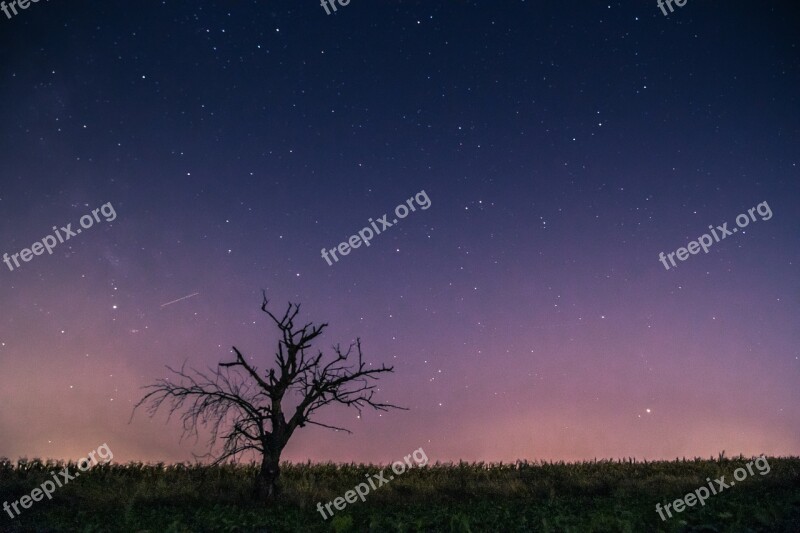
[160,292,200,308]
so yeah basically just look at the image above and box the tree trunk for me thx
[254,453,281,502]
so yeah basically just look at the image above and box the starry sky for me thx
[0,1,798,465]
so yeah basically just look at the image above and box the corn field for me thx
[1,456,798,532]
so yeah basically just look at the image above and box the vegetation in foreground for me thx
[1,455,799,532]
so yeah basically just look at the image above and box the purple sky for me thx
[0,1,798,465]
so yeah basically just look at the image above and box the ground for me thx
[1,456,798,532]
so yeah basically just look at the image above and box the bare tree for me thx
[134,293,404,501]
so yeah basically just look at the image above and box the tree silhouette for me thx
[134,293,404,501]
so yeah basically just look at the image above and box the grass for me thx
[1,455,798,532]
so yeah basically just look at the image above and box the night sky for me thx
[0,1,798,466]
